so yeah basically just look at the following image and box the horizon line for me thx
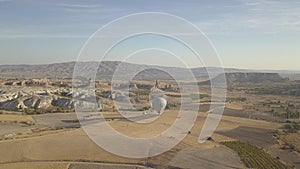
[0,60,300,72]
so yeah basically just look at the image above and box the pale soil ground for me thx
[216,114,282,130]
[267,144,300,169]
[281,131,300,151]
[0,123,32,137]
[107,110,179,138]
[225,102,243,110]
[0,162,149,169]
[0,114,34,123]
[0,162,69,169]
[68,163,150,169]
[0,129,143,165]
[100,109,247,139]
[211,133,237,142]
[216,126,277,148]
[0,113,79,141]
[269,131,300,168]
[0,109,284,168]
[215,115,300,168]
[1,128,72,141]
[170,146,246,169]
[32,113,78,128]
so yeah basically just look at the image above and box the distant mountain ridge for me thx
[0,61,299,80]
[200,72,288,85]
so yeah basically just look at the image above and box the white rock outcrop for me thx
[51,97,74,109]
[0,99,22,111]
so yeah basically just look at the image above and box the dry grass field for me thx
[0,114,34,124]
[1,77,300,168]
[0,109,289,169]
[0,162,70,169]
[0,162,149,169]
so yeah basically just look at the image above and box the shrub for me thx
[283,122,300,133]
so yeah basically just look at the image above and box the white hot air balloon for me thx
[149,87,167,115]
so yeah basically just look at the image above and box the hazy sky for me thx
[0,0,299,70]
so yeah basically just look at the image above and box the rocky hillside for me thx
[0,61,297,81]
[0,61,186,80]
[0,79,72,112]
[0,61,248,80]
[200,72,288,85]
[0,79,102,113]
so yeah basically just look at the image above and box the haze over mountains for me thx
[0,61,299,80]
